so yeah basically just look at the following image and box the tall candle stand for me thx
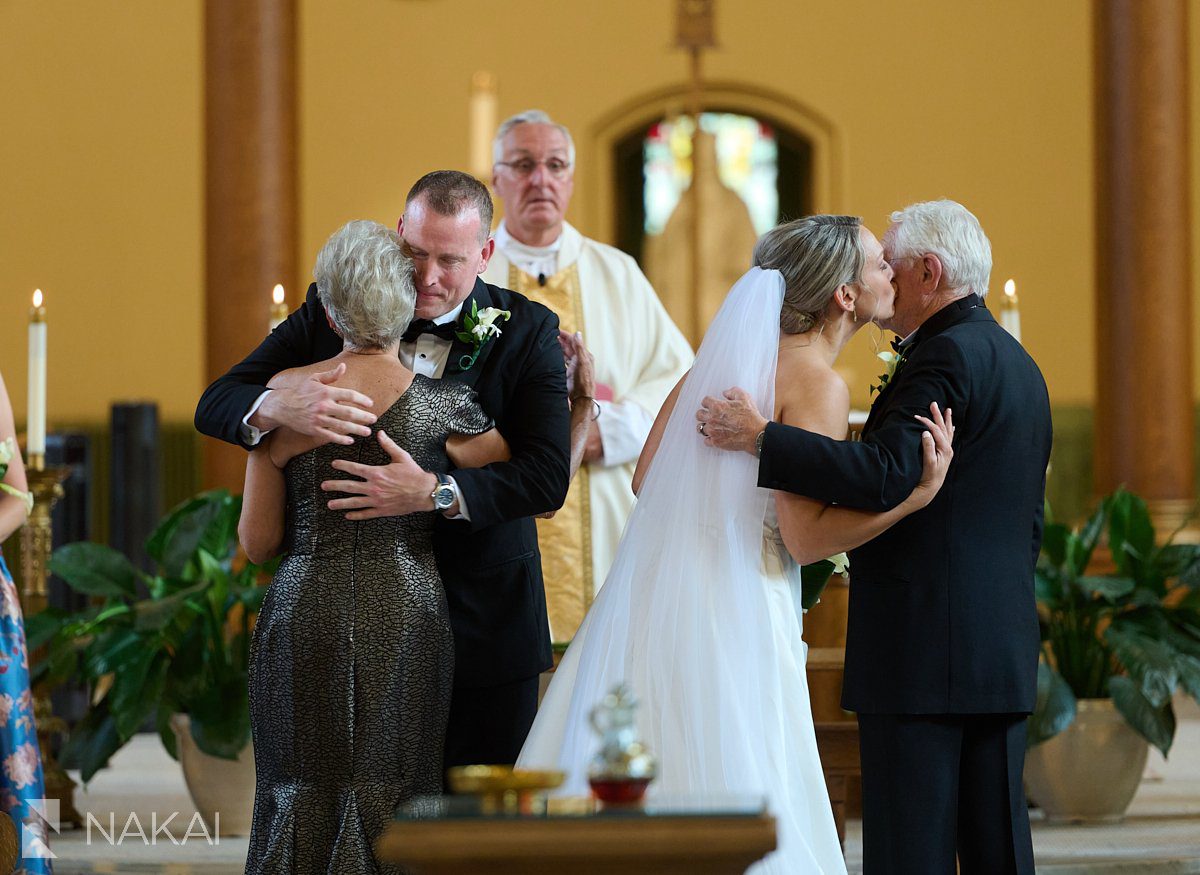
[20,455,81,827]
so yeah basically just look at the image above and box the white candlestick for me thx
[28,289,47,459]
[469,71,497,180]
[1001,279,1022,345]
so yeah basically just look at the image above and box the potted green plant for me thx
[26,489,275,834]
[1025,487,1200,822]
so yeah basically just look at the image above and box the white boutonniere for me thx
[869,338,909,399]
[0,438,33,515]
[455,302,511,371]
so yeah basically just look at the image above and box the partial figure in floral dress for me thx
[0,370,51,875]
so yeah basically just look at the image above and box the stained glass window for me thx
[643,112,779,237]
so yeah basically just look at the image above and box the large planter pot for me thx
[170,714,256,837]
[1024,698,1149,823]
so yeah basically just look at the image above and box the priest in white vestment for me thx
[484,109,693,642]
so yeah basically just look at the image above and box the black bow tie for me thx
[402,318,459,344]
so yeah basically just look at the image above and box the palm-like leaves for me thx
[31,489,276,782]
[1032,489,1200,756]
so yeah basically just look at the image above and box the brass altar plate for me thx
[447,766,565,796]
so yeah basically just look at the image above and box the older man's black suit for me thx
[758,295,1051,874]
[195,278,570,767]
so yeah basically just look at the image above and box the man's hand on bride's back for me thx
[253,363,377,445]
[696,387,770,455]
[910,403,954,507]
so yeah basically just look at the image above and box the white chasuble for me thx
[484,222,693,641]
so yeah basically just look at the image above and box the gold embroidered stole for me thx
[509,262,593,642]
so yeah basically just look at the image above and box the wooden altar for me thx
[377,800,776,874]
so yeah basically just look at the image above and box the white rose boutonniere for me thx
[456,302,512,372]
[0,437,33,515]
[869,350,902,399]
[869,337,911,400]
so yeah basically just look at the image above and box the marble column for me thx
[1093,0,1195,536]
[203,0,298,491]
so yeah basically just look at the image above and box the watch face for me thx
[433,486,455,510]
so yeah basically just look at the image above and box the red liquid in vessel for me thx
[589,776,652,804]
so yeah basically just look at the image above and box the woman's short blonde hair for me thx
[314,220,415,349]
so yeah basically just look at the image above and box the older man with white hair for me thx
[485,109,693,642]
[698,200,1051,875]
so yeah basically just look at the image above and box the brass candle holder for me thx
[19,457,81,827]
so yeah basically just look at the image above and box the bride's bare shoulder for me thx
[776,355,850,438]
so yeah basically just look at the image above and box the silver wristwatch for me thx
[755,429,766,458]
[430,473,456,512]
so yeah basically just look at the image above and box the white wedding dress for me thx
[517,268,847,874]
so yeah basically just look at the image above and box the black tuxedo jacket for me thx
[195,278,571,688]
[759,295,1052,714]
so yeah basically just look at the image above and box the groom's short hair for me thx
[405,170,494,243]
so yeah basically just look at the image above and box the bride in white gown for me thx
[518,216,954,874]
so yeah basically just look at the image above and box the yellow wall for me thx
[1,0,1197,425]
[0,1,202,423]
[299,0,1099,408]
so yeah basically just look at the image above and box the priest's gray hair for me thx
[753,215,867,335]
[314,220,415,349]
[492,109,576,166]
[885,200,992,299]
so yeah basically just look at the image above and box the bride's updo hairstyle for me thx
[314,220,416,350]
[752,215,867,334]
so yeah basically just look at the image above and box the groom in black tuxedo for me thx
[699,200,1051,874]
[195,171,570,767]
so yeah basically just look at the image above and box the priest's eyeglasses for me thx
[495,158,573,179]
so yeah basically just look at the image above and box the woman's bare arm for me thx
[447,429,512,469]
[632,372,688,496]
[536,330,600,518]
[238,440,286,564]
[775,370,953,566]
[561,330,598,484]
[534,399,594,519]
[0,373,29,543]
[236,367,326,562]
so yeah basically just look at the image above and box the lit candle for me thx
[1000,279,1021,345]
[469,71,497,180]
[269,284,288,331]
[27,289,47,465]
